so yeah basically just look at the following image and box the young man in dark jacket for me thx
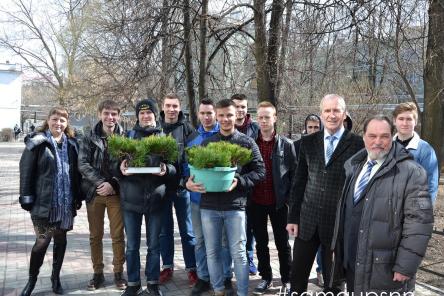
[331,115,433,293]
[78,100,127,290]
[249,102,295,294]
[186,99,265,296]
[231,93,259,275]
[158,93,197,285]
[119,99,176,296]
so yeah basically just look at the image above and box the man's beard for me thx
[367,149,389,160]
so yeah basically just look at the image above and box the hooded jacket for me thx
[331,142,433,293]
[118,123,176,213]
[19,132,83,220]
[235,114,259,140]
[78,121,124,203]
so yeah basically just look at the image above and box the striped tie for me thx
[325,135,336,163]
[354,160,377,204]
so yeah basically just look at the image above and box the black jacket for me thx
[199,130,266,211]
[78,121,124,203]
[331,142,433,293]
[19,132,83,219]
[159,111,195,191]
[270,134,297,209]
[118,124,177,213]
[288,129,364,245]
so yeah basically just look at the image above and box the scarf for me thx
[46,130,73,230]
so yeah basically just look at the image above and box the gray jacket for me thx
[331,142,434,293]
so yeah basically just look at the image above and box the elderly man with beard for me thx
[331,115,433,294]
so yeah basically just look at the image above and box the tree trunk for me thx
[276,0,293,101]
[183,0,197,127]
[423,0,444,170]
[198,0,208,101]
[253,0,272,104]
[266,0,284,106]
[160,0,172,101]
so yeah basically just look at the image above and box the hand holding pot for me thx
[186,175,206,193]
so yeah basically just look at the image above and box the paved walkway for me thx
[0,142,440,296]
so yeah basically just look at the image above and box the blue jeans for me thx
[160,189,196,269]
[316,247,323,273]
[123,209,162,285]
[190,202,233,281]
[201,209,248,296]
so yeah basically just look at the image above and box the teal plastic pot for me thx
[189,165,237,192]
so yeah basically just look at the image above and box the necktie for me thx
[325,135,336,163]
[354,160,377,204]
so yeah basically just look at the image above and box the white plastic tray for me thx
[126,167,161,174]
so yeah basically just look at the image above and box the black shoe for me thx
[121,285,143,296]
[115,272,128,290]
[51,274,64,294]
[191,278,211,296]
[224,278,234,296]
[253,279,273,295]
[20,276,37,296]
[87,273,105,290]
[146,284,163,296]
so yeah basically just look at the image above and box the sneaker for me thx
[316,271,324,287]
[146,284,163,296]
[248,257,257,275]
[224,278,234,296]
[121,285,143,296]
[213,291,225,296]
[188,270,198,287]
[253,279,273,295]
[115,272,128,290]
[190,278,211,296]
[159,268,173,284]
[87,273,105,290]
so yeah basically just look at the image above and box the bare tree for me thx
[423,0,444,168]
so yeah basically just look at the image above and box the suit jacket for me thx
[288,129,364,245]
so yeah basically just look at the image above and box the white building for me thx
[0,62,22,130]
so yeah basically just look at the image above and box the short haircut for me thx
[199,98,214,107]
[163,93,181,105]
[216,99,236,109]
[363,114,395,135]
[306,115,321,123]
[319,94,346,112]
[257,101,276,115]
[392,102,418,121]
[98,99,120,114]
[231,93,247,101]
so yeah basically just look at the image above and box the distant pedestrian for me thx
[14,124,21,140]
[30,124,35,132]
[19,107,83,296]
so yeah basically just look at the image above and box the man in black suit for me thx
[286,94,364,294]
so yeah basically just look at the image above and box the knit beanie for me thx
[135,98,158,119]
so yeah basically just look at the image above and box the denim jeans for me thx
[190,202,233,281]
[201,209,248,296]
[160,188,196,269]
[123,209,162,285]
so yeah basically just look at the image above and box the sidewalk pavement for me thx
[0,142,439,296]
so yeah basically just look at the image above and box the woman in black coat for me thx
[19,107,83,296]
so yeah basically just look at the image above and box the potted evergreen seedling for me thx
[108,135,178,174]
[186,141,252,192]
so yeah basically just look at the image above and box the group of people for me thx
[18,93,437,296]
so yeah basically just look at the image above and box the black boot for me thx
[20,276,37,296]
[51,241,67,294]
[20,247,47,296]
